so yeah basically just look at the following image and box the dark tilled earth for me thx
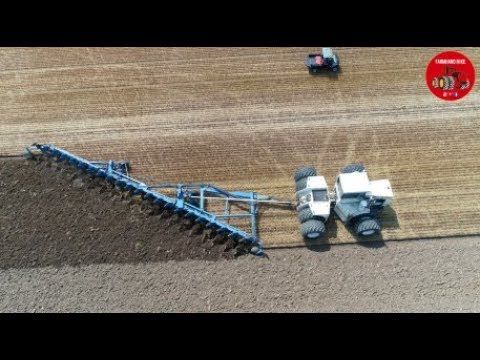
[0,158,241,269]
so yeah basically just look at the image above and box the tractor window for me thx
[312,190,329,202]
[341,192,364,199]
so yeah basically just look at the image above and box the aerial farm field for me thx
[1,47,479,249]
[2,47,480,312]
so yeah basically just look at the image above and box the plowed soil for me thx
[1,47,479,248]
[0,158,241,268]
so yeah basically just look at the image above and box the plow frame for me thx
[25,144,272,256]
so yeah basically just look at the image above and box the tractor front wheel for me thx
[301,219,326,240]
[354,218,381,237]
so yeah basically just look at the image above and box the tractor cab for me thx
[333,170,393,225]
[296,175,331,222]
[305,48,340,74]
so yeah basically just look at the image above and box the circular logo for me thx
[426,51,475,101]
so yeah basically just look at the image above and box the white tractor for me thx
[294,164,394,240]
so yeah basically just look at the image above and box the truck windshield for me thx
[312,190,329,202]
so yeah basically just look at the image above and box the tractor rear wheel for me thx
[298,207,315,223]
[354,218,381,237]
[301,219,326,240]
[295,178,308,192]
[340,164,366,174]
[294,166,317,182]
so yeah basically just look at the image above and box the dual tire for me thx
[294,167,326,240]
[298,207,326,240]
[354,217,381,237]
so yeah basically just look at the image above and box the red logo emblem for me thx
[426,51,475,101]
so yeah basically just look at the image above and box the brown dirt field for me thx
[3,236,480,312]
[0,47,479,248]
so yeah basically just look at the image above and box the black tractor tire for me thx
[298,207,315,223]
[301,220,326,240]
[354,218,381,237]
[340,163,366,174]
[296,178,310,192]
[294,166,317,182]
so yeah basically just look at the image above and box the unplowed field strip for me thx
[1,48,479,247]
